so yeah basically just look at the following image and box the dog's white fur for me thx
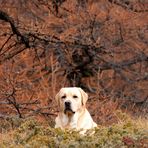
[55,87,97,133]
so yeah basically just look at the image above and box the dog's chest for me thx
[61,114,78,129]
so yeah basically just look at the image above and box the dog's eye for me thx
[61,95,66,99]
[73,95,78,98]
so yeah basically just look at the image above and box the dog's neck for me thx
[59,107,86,129]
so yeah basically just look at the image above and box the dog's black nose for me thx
[65,101,71,107]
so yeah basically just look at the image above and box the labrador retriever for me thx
[55,87,97,133]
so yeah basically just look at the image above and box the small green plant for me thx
[0,111,147,148]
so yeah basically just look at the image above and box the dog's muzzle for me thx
[64,101,75,114]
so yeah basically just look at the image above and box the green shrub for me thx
[0,111,147,148]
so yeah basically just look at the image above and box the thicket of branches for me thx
[0,0,147,121]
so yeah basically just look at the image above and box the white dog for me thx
[55,87,97,133]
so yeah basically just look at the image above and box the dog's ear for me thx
[78,88,88,106]
[55,89,62,107]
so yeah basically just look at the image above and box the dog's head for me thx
[55,87,88,116]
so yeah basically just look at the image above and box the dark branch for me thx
[0,10,30,48]
[99,53,148,71]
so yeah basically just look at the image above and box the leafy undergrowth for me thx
[0,111,147,148]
